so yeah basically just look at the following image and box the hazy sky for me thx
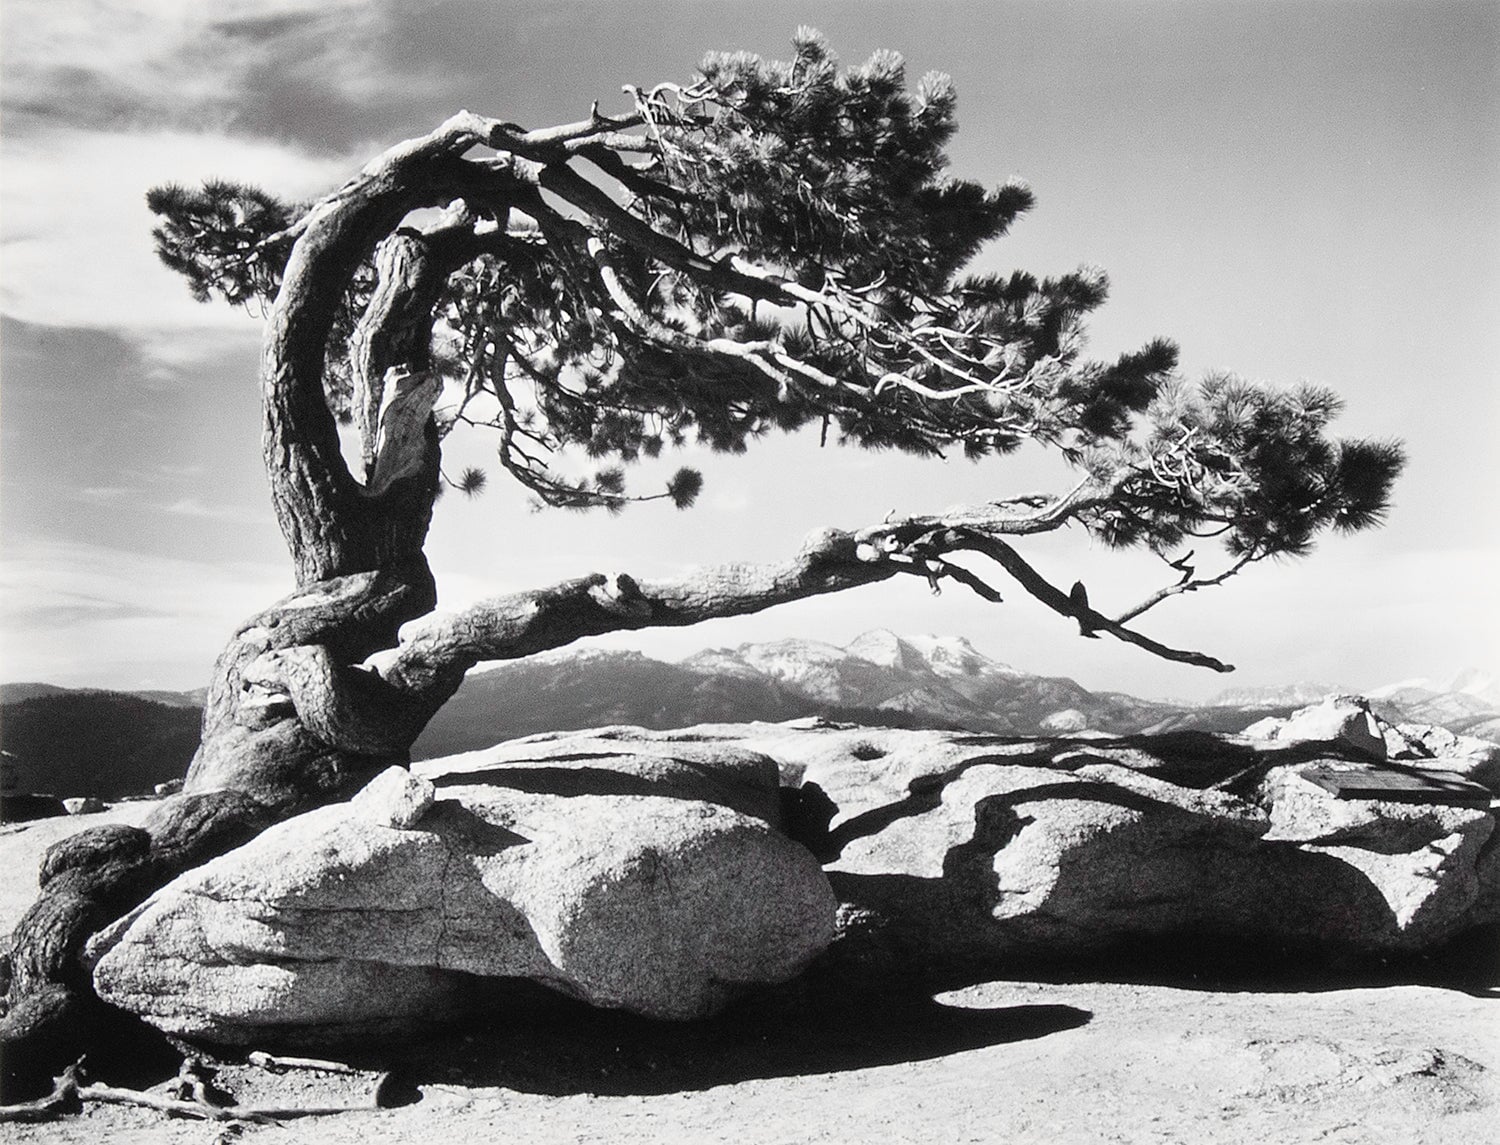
[1,0,1496,700]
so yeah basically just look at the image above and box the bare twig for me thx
[0,1055,391,1127]
[1112,550,1260,626]
[950,532,1235,672]
[247,1050,363,1076]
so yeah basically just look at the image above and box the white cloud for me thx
[0,537,293,688]
[2,0,386,127]
[161,497,272,524]
[134,324,265,386]
[77,486,133,503]
[1,126,352,332]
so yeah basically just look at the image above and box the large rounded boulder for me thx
[85,738,835,1044]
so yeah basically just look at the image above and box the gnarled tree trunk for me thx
[0,131,476,1097]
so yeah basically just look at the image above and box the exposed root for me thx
[0,1056,395,1126]
[0,1060,83,1122]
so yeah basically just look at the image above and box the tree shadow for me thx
[430,757,778,822]
[1010,921,1500,998]
[421,800,531,853]
[784,734,1500,1002]
[822,870,1500,1001]
[433,763,685,800]
[379,975,1090,1098]
[821,735,1413,856]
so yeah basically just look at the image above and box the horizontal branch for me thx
[368,495,1233,693]
[361,108,647,174]
[372,528,899,692]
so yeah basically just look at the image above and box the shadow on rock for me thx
[388,977,1090,1097]
[822,919,1500,1002]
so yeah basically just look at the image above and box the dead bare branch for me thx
[1111,550,1262,626]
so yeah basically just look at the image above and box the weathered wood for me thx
[0,1056,390,1125]
[1301,765,1493,807]
[247,1050,362,1075]
[0,1061,83,1122]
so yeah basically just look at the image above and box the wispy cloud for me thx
[0,126,351,331]
[160,497,273,525]
[77,486,133,504]
[1,3,438,338]
[0,537,293,687]
[67,485,275,529]
[134,324,266,387]
[1,0,398,142]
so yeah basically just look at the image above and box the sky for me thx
[1,0,1496,701]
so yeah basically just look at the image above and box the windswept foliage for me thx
[145,28,1402,608]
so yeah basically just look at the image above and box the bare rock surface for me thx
[1245,693,1390,759]
[1390,722,1500,789]
[2,715,1496,1144]
[419,731,788,825]
[650,706,1500,965]
[83,741,835,1044]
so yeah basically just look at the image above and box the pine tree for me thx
[2,31,1402,1095]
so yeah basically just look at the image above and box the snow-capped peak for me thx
[844,630,1014,678]
[1369,668,1500,707]
[1444,668,1500,706]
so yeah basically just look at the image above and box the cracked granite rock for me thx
[85,741,835,1044]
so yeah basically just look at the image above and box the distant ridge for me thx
[410,631,1499,756]
[0,688,202,800]
[1207,682,1349,708]
[5,634,1497,797]
[0,682,203,708]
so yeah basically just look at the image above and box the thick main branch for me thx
[368,498,1232,701]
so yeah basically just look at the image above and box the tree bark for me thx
[1,126,489,1098]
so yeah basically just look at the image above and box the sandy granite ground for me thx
[2,805,1495,1145]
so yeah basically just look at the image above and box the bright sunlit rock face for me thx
[87,740,835,1042]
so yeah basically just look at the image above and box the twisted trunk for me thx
[187,165,483,808]
[0,131,477,1096]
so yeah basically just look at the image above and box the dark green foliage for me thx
[457,466,488,497]
[666,466,704,509]
[1085,377,1407,563]
[657,31,1029,292]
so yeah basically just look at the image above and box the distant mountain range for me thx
[412,631,1500,754]
[4,631,1497,800]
